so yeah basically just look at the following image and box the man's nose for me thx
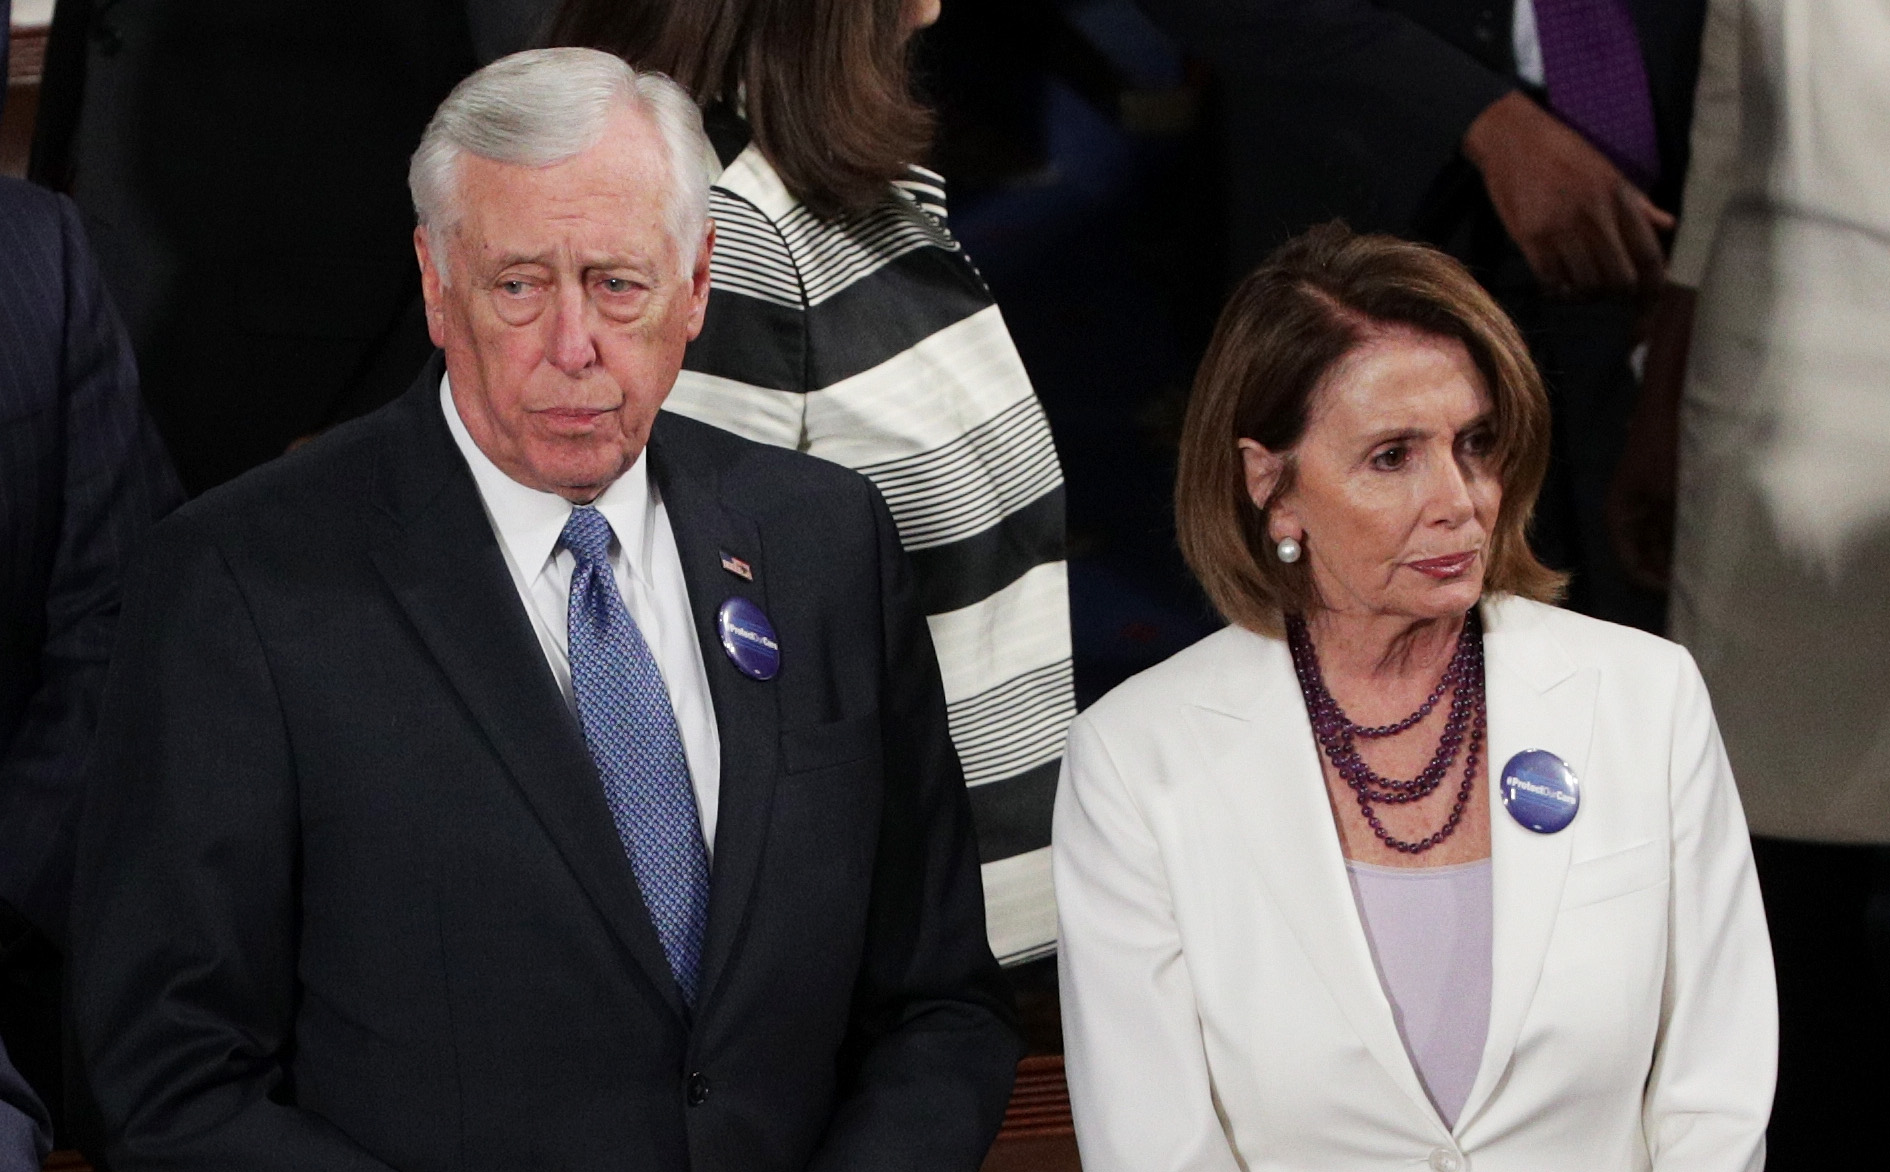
[544,284,598,375]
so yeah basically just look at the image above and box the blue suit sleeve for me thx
[0,191,182,944]
[0,1036,51,1172]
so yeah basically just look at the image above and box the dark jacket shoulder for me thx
[149,382,408,568]
[0,176,66,241]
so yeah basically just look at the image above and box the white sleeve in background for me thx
[1668,0,1743,288]
[1512,0,1546,89]
[1641,650,1776,1172]
[663,370,810,450]
[1054,717,1244,1172]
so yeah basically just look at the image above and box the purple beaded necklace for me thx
[1285,609,1486,854]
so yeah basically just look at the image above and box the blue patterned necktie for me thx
[560,505,711,1006]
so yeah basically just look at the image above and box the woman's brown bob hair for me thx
[548,0,930,219]
[1176,223,1564,635]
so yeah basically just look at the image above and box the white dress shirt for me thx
[441,376,722,855]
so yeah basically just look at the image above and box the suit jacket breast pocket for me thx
[780,709,882,776]
[1562,838,1669,910]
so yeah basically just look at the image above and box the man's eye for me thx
[600,277,637,294]
[1371,445,1408,471]
[498,279,531,296]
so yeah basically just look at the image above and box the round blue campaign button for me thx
[717,597,779,681]
[1500,749,1581,834]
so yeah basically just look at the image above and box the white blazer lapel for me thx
[1456,597,1597,1131]
[1187,630,1440,1127]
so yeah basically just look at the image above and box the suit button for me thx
[1429,1148,1465,1172]
[686,1072,710,1107]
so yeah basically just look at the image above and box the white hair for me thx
[408,47,718,281]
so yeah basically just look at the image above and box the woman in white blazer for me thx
[1055,226,1775,1172]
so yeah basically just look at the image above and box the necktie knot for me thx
[560,505,615,568]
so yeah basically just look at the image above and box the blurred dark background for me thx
[917,0,1228,710]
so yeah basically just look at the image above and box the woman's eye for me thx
[1370,445,1408,471]
[1459,430,1495,458]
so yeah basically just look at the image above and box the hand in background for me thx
[1608,282,1697,591]
[1465,92,1675,300]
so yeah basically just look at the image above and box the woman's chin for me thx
[1394,572,1485,620]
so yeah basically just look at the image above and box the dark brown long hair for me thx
[1175,223,1565,635]
[548,0,932,219]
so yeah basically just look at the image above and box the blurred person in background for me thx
[1610,1,1890,1165]
[1140,0,1708,633]
[28,0,556,493]
[2,12,182,1151]
[550,0,1074,973]
[1057,226,1774,1171]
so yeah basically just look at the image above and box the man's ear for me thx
[415,226,448,349]
[1237,438,1300,540]
[684,220,715,341]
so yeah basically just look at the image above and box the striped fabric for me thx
[667,138,1071,965]
[0,177,182,940]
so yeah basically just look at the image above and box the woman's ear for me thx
[1237,439,1303,543]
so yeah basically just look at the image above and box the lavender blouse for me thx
[1345,858,1494,1129]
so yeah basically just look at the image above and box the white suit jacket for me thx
[1055,596,1774,1172]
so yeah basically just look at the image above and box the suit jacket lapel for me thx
[645,414,781,1013]
[366,361,687,1020]
[1190,630,1441,1126]
[1455,597,1594,1132]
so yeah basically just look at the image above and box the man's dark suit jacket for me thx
[1142,0,1706,272]
[0,176,180,946]
[28,0,552,494]
[71,354,1021,1171]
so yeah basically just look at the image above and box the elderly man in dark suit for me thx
[71,48,1020,1172]
[29,0,556,494]
[1143,0,1706,632]
[1,8,184,1137]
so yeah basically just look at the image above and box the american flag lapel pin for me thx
[720,551,754,581]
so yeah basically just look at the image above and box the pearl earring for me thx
[1276,536,1302,564]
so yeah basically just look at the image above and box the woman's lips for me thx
[1408,550,1479,579]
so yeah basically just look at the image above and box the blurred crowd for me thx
[2,1,1886,1169]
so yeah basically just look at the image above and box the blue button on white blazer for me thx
[1055,595,1775,1172]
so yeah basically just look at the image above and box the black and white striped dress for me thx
[667,120,1071,965]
